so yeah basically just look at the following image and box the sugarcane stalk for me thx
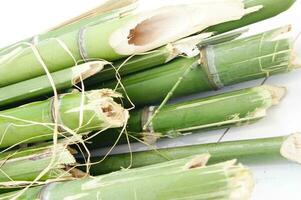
[0,139,85,190]
[0,89,128,148]
[0,0,272,87]
[0,154,254,200]
[98,26,294,107]
[0,61,107,109]
[89,133,301,174]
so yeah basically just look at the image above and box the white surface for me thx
[1,0,301,199]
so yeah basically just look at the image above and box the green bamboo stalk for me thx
[0,0,289,87]
[89,133,301,174]
[0,139,85,190]
[0,155,254,200]
[0,61,107,109]
[126,85,285,140]
[86,85,285,149]
[98,26,294,107]
[0,89,127,148]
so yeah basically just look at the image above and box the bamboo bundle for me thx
[0,89,128,148]
[124,85,285,141]
[0,0,294,87]
[89,133,301,174]
[97,26,295,107]
[0,155,254,200]
[0,61,107,108]
[0,139,84,190]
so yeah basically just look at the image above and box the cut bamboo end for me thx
[87,89,129,128]
[229,163,254,200]
[280,133,301,164]
[72,61,108,85]
[109,0,261,55]
[291,51,301,69]
[261,85,287,105]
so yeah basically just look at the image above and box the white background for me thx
[1,0,301,199]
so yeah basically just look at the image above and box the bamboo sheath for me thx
[0,155,254,200]
[98,26,294,107]
[0,90,127,148]
[89,134,301,174]
[0,0,294,87]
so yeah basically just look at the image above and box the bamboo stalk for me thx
[89,133,301,174]
[0,139,84,190]
[0,61,107,109]
[127,85,285,140]
[98,26,294,107]
[0,0,282,87]
[0,155,254,200]
[0,89,128,148]
[88,85,285,148]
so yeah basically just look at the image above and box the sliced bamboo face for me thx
[0,90,128,148]
[0,155,254,200]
